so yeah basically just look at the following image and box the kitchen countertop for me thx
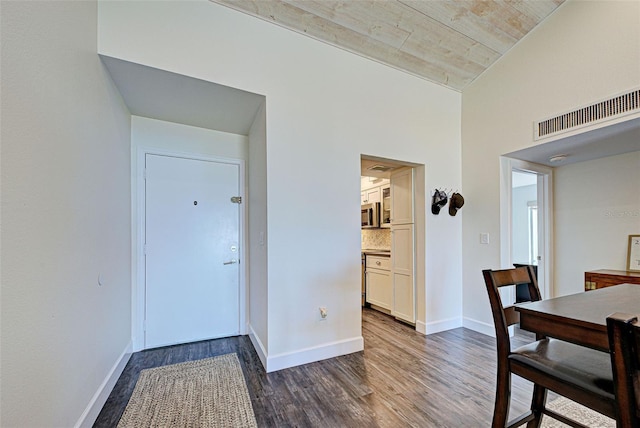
[362,249,391,256]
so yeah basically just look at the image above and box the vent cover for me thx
[535,88,640,140]
[367,164,394,172]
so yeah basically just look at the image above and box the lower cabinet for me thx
[365,255,392,311]
[392,272,414,323]
[364,241,415,325]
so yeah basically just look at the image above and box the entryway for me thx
[501,157,553,300]
[360,155,425,331]
[143,153,243,348]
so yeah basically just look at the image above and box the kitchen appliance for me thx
[361,202,380,228]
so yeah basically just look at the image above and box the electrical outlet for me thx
[480,233,490,245]
[319,307,328,320]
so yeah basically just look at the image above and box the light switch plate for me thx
[480,233,490,244]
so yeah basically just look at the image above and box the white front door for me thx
[144,154,241,348]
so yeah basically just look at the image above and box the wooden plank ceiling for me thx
[211,0,564,91]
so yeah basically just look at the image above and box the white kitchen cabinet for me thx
[391,223,415,323]
[390,168,413,224]
[361,187,381,204]
[365,255,392,311]
[361,177,389,205]
[380,185,391,228]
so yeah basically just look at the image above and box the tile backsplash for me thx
[361,228,391,250]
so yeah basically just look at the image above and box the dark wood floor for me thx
[94,308,541,427]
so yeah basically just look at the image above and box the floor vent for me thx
[535,88,640,140]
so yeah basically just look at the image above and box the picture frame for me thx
[627,235,640,272]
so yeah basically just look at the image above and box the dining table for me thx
[515,283,640,352]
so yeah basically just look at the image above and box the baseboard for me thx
[416,316,462,335]
[266,336,364,373]
[248,324,268,370]
[75,341,132,428]
[462,317,495,337]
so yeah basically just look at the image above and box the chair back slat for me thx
[490,268,534,288]
[607,313,640,428]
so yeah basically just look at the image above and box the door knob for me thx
[223,259,238,265]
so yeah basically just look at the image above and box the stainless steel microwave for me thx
[361,202,380,229]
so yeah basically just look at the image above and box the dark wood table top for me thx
[515,283,640,352]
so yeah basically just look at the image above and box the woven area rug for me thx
[540,396,615,428]
[117,353,257,428]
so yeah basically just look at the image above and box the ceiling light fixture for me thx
[549,154,569,163]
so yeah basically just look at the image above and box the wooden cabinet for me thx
[365,255,392,311]
[584,270,640,291]
[390,168,413,224]
[391,224,415,323]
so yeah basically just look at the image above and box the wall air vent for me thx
[535,88,640,140]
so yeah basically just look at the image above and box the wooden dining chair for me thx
[483,266,616,427]
[512,264,538,303]
[607,313,640,428]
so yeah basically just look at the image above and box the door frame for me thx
[500,157,554,300]
[133,146,247,351]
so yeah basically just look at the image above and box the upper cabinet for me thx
[390,168,413,225]
[361,177,389,205]
[380,185,391,228]
[361,187,381,204]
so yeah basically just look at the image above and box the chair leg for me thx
[493,368,511,427]
[526,384,547,428]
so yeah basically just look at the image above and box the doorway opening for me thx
[360,155,425,332]
[500,157,554,300]
[511,170,538,267]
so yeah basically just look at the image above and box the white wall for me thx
[555,152,640,296]
[130,116,249,349]
[98,0,462,371]
[247,101,269,363]
[132,116,249,159]
[1,1,132,426]
[462,0,640,330]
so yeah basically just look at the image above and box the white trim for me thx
[462,317,495,338]
[540,171,554,298]
[265,337,364,373]
[418,316,462,335]
[75,341,132,428]
[134,146,247,351]
[498,157,515,305]
[499,157,554,299]
[248,325,268,369]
